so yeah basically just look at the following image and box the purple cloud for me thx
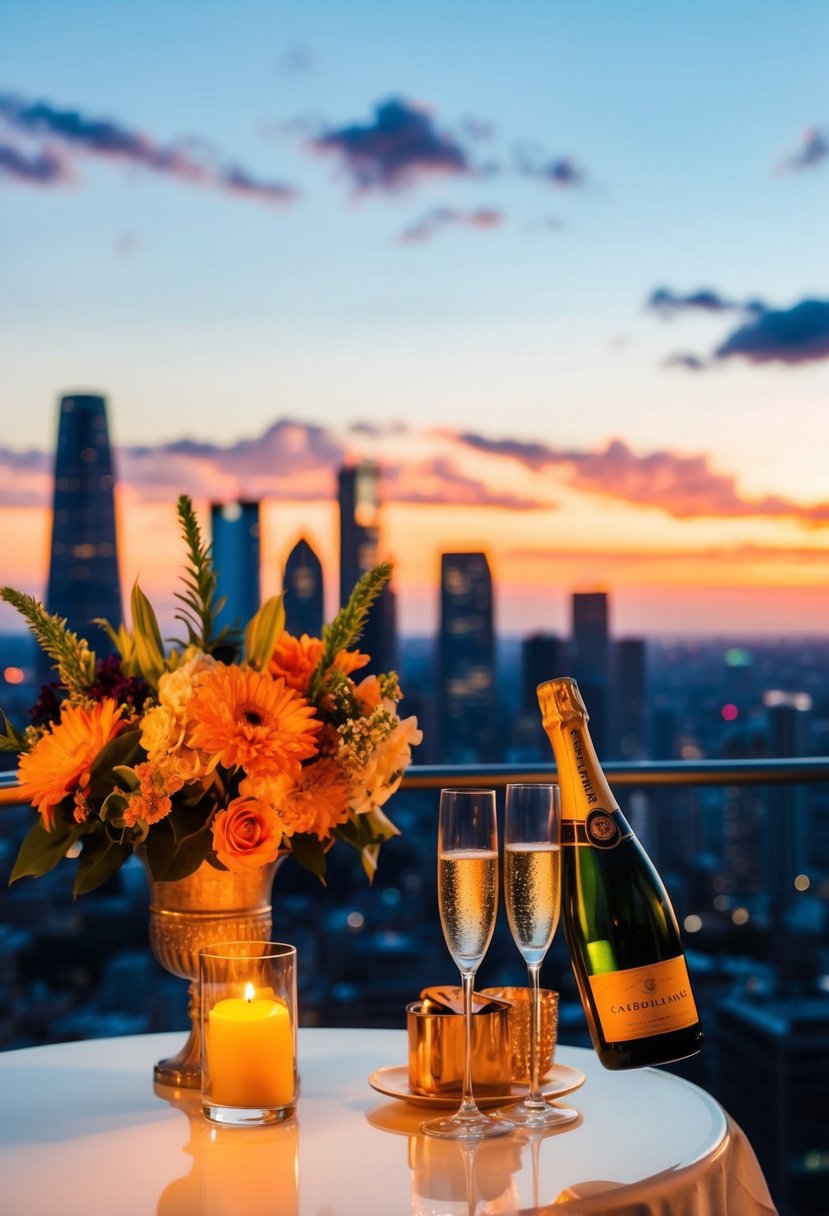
[776,127,829,174]
[662,352,708,371]
[0,141,68,185]
[714,298,829,366]
[647,287,750,318]
[399,206,503,244]
[516,144,588,188]
[309,98,474,191]
[0,93,298,206]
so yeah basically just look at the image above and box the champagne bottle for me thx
[537,676,702,1069]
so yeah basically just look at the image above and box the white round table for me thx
[0,1029,776,1215]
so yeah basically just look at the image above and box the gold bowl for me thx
[407,999,511,1095]
[480,986,558,1082]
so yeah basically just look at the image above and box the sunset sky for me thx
[1,0,828,638]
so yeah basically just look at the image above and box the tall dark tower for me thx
[210,501,261,629]
[46,392,121,640]
[570,591,610,755]
[337,462,395,671]
[612,638,647,760]
[438,552,496,763]
[283,538,324,638]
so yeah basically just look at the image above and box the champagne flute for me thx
[421,789,513,1140]
[500,783,577,1127]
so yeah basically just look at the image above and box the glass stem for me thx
[526,961,545,1106]
[459,968,479,1115]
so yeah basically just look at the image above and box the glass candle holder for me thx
[200,941,297,1126]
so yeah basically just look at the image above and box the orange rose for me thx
[211,796,283,871]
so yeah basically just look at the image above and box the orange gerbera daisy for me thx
[18,698,125,830]
[186,664,320,779]
[269,630,370,694]
[277,757,351,840]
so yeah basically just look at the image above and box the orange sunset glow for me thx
[2,417,828,638]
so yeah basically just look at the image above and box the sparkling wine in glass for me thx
[501,783,577,1128]
[421,789,513,1140]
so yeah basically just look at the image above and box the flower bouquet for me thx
[1,495,422,896]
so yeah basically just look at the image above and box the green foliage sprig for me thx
[307,561,392,704]
[173,494,235,654]
[0,588,95,698]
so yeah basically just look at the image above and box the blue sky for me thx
[1,0,828,635]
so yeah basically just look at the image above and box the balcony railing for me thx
[2,756,829,805]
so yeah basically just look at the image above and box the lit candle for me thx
[207,982,294,1108]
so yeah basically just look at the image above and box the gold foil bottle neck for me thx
[537,676,589,726]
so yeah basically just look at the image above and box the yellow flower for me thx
[211,796,283,871]
[18,699,125,830]
[140,704,180,757]
[140,703,207,787]
[186,664,320,778]
[157,649,217,717]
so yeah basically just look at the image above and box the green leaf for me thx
[335,809,398,883]
[145,802,213,881]
[156,824,213,881]
[73,834,132,897]
[0,587,95,695]
[9,811,84,884]
[88,729,143,799]
[131,580,166,688]
[244,594,285,670]
[287,833,327,884]
[307,562,392,704]
[0,712,26,753]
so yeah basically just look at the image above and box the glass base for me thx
[498,1101,579,1130]
[421,1110,514,1140]
[203,1102,296,1127]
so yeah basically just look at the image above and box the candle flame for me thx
[244,982,256,1002]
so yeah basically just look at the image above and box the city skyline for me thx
[1,1,828,637]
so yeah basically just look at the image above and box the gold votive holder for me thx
[480,987,558,1083]
[407,999,511,1096]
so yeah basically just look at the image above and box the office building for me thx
[210,501,260,629]
[283,538,324,638]
[337,462,395,672]
[716,996,829,1216]
[438,552,495,763]
[612,637,647,759]
[46,392,121,642]
[570,591,610,755]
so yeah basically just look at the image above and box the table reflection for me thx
[154,1083,298,1216]
[367,1098,583,1214]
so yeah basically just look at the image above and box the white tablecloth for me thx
[0,1029,776,1215]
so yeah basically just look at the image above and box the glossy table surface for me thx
[0,1029,776,1215]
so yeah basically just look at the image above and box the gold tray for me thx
[368,1062,585,1109]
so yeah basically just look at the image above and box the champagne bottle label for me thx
[588,956,699,1043]
[561,808,633,848]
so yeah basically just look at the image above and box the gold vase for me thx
[143,855,278,1089]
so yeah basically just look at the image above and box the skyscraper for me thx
[612,637,647,759]
[337,462,395,671]
[210,501,260,630]
[46,392,121,641]
[283,538,324,638]
[510,632,563,760]
[765,690,812,984]
[438,552,496,763]
[716,995,829,1216]
[570,591,610,755]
